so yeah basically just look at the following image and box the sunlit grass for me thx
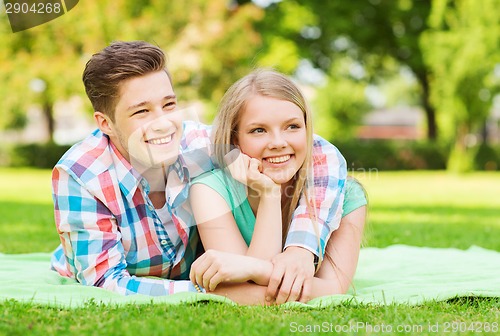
[353,171,500,250]
[1,168,499,335]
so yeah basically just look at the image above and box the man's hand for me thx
[265,246,316,304]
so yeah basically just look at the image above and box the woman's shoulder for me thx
[191,168,225,185]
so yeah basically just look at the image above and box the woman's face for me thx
[236,95,307,185]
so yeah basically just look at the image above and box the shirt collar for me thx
[109,141,143,200]
[109,140,189,201]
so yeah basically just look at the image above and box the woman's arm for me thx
[189,249,274,291]
[189,175,282,290]
[300,205,367,301]
[191,205,366,301]
[194,204,364,304]
[190,183,248,255]
[190,181,281,259]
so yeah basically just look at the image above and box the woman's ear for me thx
[94,111,114,136]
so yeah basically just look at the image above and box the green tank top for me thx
[190,170,367,246]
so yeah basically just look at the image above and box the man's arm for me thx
[52,167,198,296]
[265,135,346,304]
[284,135,347,256]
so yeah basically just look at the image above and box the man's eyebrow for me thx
[127,101,148,112]
[126,95,176,111]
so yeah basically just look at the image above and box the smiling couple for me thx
[50,41,367,305]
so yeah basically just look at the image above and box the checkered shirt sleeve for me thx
[284,135,347,257]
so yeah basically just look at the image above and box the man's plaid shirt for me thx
[51,121,346,295]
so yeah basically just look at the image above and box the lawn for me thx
[0,168,499,335]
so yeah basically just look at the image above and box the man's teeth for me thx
[267,155,291,164]
[148,135,172,145]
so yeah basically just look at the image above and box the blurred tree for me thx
[254,0,438,139]
[421,0,500,172]
[0,0,264,141]
[313,56,370,141]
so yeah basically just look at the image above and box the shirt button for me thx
[160,239,168,245]
[148,205,154,211]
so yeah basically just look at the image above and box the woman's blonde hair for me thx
[212,68,317,244]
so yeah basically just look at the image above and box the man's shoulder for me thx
[312,134,342,154]
[312,134,346,167]
[181,121,212,148]
[55,129,114,182]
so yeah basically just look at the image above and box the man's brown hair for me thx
[83,41,168,121]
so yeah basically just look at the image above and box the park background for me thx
[1,0,500,171]
[1,1,499,335]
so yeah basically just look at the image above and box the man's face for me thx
[105,70,183,170]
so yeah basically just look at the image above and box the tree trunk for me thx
[447,123,474,172]
[42,97,54,143]
[418,73,437,141]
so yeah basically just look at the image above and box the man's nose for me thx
[151,111,174,131]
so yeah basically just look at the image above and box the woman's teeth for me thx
[267,155,291,164]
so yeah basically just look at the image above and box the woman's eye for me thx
[288,124,300,130]
[250,128,265,134]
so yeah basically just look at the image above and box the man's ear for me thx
[94,112,114,136]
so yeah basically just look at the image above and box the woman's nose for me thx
[268,132,288,149]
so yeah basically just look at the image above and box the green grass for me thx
[0,168,499,335]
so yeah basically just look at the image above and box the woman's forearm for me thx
[247,191,282,259]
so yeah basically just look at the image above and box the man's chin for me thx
[130,154,179,171]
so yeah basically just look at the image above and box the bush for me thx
[474,143,500,171]
[10,142,71,168]
[333,139,450,171]
[333,139,500,171]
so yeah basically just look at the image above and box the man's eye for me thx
[133,109,147,116]
[164,102,176,109]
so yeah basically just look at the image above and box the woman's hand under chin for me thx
[224,148,280,196]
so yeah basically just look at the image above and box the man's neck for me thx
[140,164,168,209]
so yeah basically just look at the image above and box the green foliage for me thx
[259,0,436,136]
[335,140,449,171]
[447,144,477,173]
[0,0,266,140]
[2,0,500,175]
[9,143,71,168]
[420,0,500,172]
[335,139,500,171]
[475,143,500,171]
[313,60,370,139]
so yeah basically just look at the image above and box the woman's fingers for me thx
[190,256,208,288]
[285,275,304,303]
[202,263,219,291]
[224,149,251,185]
